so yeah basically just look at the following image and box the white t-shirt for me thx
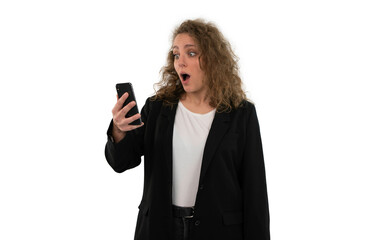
[172,101,216,207]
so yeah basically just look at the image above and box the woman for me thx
[105,19,270,240]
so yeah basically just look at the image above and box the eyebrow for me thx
[172,44,196,50]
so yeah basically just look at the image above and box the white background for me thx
[1,0,389,239]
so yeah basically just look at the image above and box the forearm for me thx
[105,120,143,173]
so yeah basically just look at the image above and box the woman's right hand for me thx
[111,92,144,142]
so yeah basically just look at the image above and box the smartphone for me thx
[116,82,142,125]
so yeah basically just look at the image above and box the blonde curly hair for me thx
[154,19,247,112]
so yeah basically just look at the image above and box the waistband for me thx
[172,205,194,218]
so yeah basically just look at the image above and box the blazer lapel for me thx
[161,103,178,185]
[199,111,230,184]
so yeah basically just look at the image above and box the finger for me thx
[121,121,144,132]
[124,112,141,125]
[118,101,136,118]
[113,107,139,129]
[112,92,129,114]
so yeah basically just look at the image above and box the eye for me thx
[189,52,196,57]
[173,53,179,60]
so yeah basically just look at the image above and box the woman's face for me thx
[172,33,207,97]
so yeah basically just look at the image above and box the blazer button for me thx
[194,220,201,226]
[199,184,204,190]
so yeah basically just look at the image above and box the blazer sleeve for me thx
[104,98,151,173]
[240,103,270,240]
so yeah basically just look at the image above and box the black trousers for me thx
[172,216,192,240]
[172,205,194,240]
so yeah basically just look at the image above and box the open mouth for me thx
[181,73,190,82]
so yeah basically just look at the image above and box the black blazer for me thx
[105,97,270,240]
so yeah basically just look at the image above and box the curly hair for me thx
[154,19,247,112]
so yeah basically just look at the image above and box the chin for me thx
[183,89,192,94]
[182,86,192,92]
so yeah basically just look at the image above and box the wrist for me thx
[112,124,126,143]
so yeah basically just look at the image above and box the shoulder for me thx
[228,99,259,125]
[235,99,256,116]
[239,99,255,110]
[143,95,163,109]
[146,95,160,104]
[139,96,161,118]
[142,95,177,116]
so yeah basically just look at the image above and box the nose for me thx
[177,55,187,67]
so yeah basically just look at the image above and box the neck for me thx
[181,92,209,106]
[180,92,214,114]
